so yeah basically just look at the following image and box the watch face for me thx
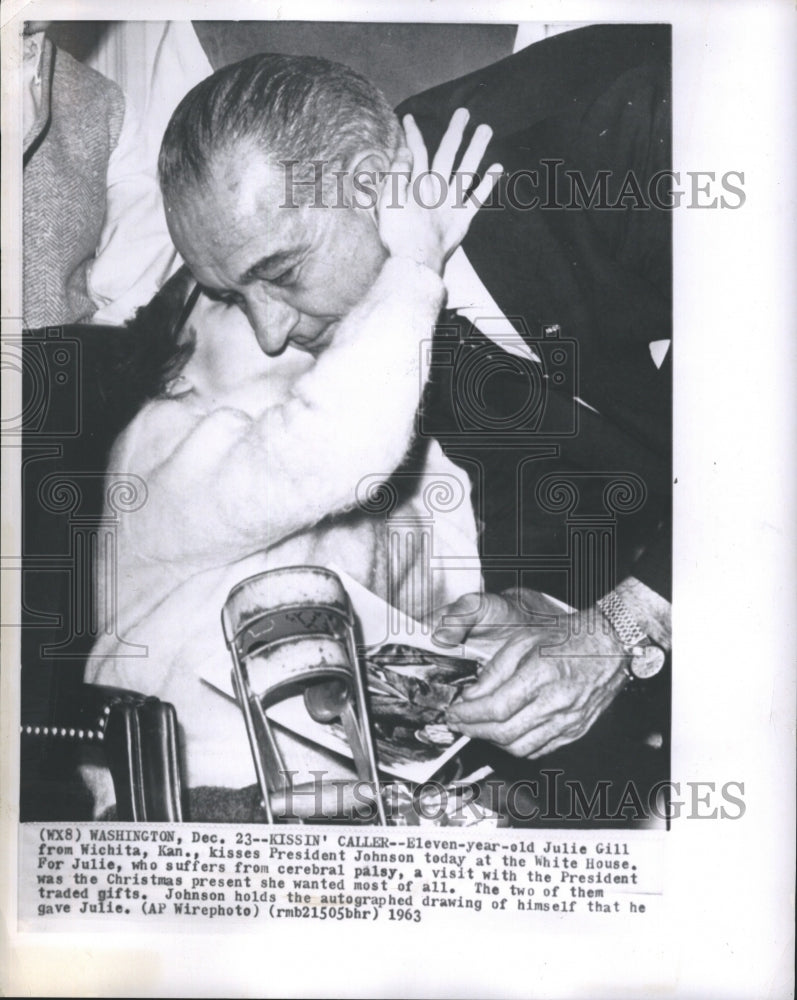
[629,644,666,679]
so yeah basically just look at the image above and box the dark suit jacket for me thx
[398,24,672,604]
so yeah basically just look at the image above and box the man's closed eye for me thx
[201,287,245,309]
[264,266,297,288]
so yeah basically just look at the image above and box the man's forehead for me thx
[206,144,294,221]
[167,151,309,277]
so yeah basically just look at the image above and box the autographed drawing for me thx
[268,643,481,781]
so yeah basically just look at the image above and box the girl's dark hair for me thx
[79,268,200,466]
[119,265,199,401]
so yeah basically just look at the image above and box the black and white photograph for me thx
[1,2,794,997]
[16,14,674,828]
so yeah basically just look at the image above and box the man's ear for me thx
[338,148,398,217]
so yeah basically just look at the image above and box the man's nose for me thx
[246,289,300,356]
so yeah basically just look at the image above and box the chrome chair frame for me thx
[222,567,386,824]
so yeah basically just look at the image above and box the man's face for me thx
[166,142,388,357]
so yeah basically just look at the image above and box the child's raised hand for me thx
[377,108,502,274]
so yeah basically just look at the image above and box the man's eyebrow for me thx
[239,250,304,284]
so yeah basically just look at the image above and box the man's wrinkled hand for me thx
[432,588,562,648]
[434,591,631,758]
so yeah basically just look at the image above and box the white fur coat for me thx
[84,259,481,800]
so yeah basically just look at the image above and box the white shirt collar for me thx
[444,246,540,361]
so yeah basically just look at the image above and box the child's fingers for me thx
[430,107,470,178]
[401,114,429,178]
[378,147,411,214]
[466,162,503,213]
[388,144,413,175]
[456,122,494,180]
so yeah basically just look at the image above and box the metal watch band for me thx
[596,592,648,649]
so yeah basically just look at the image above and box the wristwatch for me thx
[596,593,666,680]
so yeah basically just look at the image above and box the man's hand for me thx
[433,590,631,758]
[377,108,502,274]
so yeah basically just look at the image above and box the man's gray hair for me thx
[158,52,401,201]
